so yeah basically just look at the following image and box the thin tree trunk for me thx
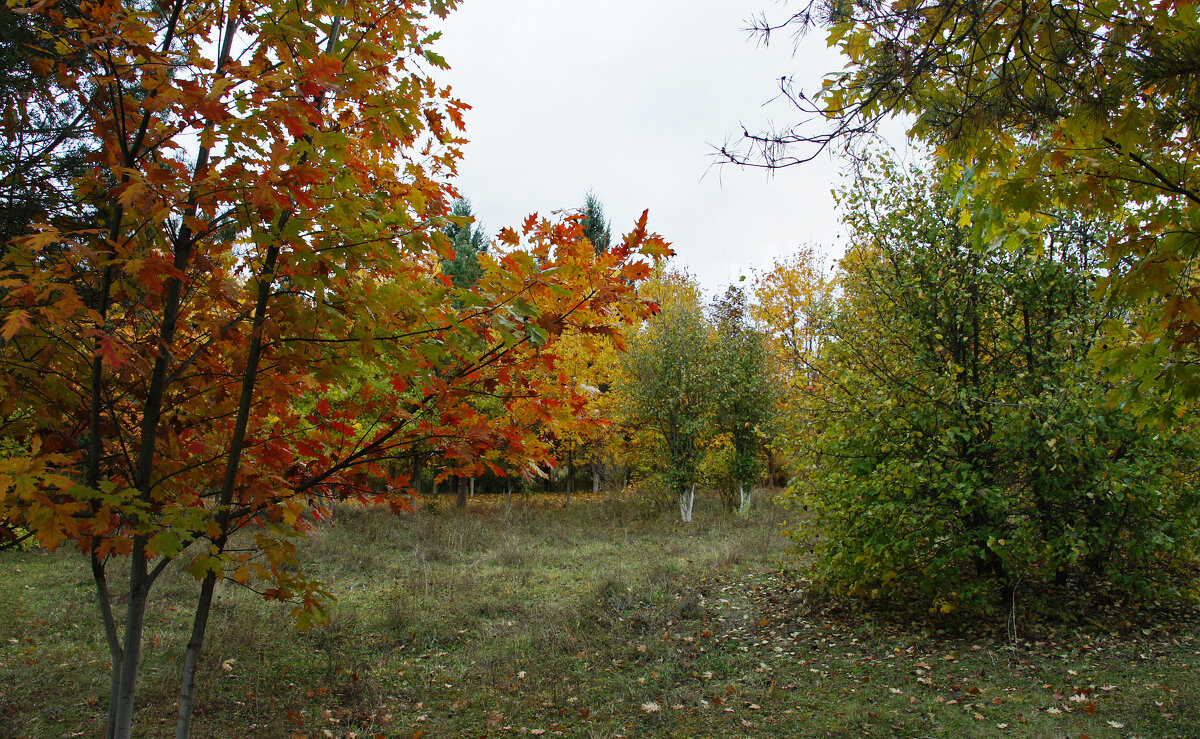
[112,548,149,738]
[566,448,573,508]
[592,464,599,495]
[92,552,123,739]
[469,476,475,498]
[175,574,216,739]
[679,485,695,523]
[456,476,467,508]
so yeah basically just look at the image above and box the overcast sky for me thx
[433,0,852,294]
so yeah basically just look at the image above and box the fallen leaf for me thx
[641,702,661,713]
[1107,721,1125,728]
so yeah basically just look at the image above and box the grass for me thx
[1,490,1198,738]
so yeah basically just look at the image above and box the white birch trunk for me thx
[737,483,752,515]
[679,485,695,523]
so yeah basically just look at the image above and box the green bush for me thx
[783,155,1200,616]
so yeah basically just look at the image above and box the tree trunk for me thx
[176,574,217,739]
[592,464,600,495]
[112,548,150,738]
[469,476,475,498]
[738,483,751,515]
[679,485,695,523]
[93,554,123,739]
[566,448,574,508]
[456,476,467,508]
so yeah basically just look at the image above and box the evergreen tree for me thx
[581,191,611,253]
[442,198,487,288]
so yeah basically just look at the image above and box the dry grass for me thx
[1,490,1197,737]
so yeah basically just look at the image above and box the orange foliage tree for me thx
[0,0,669,735]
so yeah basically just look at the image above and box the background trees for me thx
[709,285,773,512]
[617,271,713,521]
[612,273,777,519]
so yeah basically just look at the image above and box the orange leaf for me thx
[1,309,32,340]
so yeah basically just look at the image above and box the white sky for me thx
[433,0,853,294]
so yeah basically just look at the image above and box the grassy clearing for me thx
[0,491,1197,738]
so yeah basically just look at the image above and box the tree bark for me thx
[112,548,149,738]
[456,476,467,508]
[565,448,574,508]
[175,574,216,739]
[92,552,123,739]
[679,485,695,523]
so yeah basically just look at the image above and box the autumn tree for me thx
[0,1,670,736]
[546,327,624,501]
[617,270,712,521]
[787,154,1200,615]
[752,246,835,487]
[731,0,1200,402]
[709,285,773,512]
[752,245,833,381]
